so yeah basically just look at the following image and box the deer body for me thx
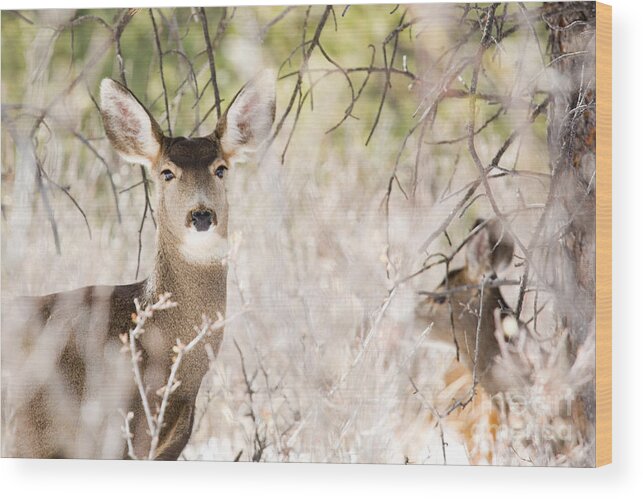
[2,72,275,460]
[420,269,508,394]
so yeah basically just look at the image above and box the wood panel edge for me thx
[595,1,612,468]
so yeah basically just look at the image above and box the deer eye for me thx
[214,165,227,179]
[161,169,175,182]
[433,295,447,305]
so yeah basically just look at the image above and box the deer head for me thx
[99,71,276,265]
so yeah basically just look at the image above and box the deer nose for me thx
[190,209,215,232]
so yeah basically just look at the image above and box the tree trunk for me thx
[542,1,597,460]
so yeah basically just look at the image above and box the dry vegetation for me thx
[1,3,597,465]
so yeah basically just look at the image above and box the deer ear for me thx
[465,219,514,280]
[215,70,276,166]
[465,223,492,280]
[100,78,163,168]
[485,218,514,273]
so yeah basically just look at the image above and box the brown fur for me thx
[165,137,220,170]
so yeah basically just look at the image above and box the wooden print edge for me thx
[595,1,612,467]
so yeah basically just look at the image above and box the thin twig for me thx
[149,9,172,136]
[199,7,222,120]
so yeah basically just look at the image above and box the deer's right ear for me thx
[100,79,163,168]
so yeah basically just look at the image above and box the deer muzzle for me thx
[190,209,216,232]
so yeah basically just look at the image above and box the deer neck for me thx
[146,227,228,346]
[139,228,228,397]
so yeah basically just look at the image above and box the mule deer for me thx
[1,71,276,459]
[416,219,578,463]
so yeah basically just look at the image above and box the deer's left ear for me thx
[214,70,276,166]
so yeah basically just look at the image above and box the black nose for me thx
[191,210,214,232]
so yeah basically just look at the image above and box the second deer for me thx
[1,71,276,460]
[416,219,577,463]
